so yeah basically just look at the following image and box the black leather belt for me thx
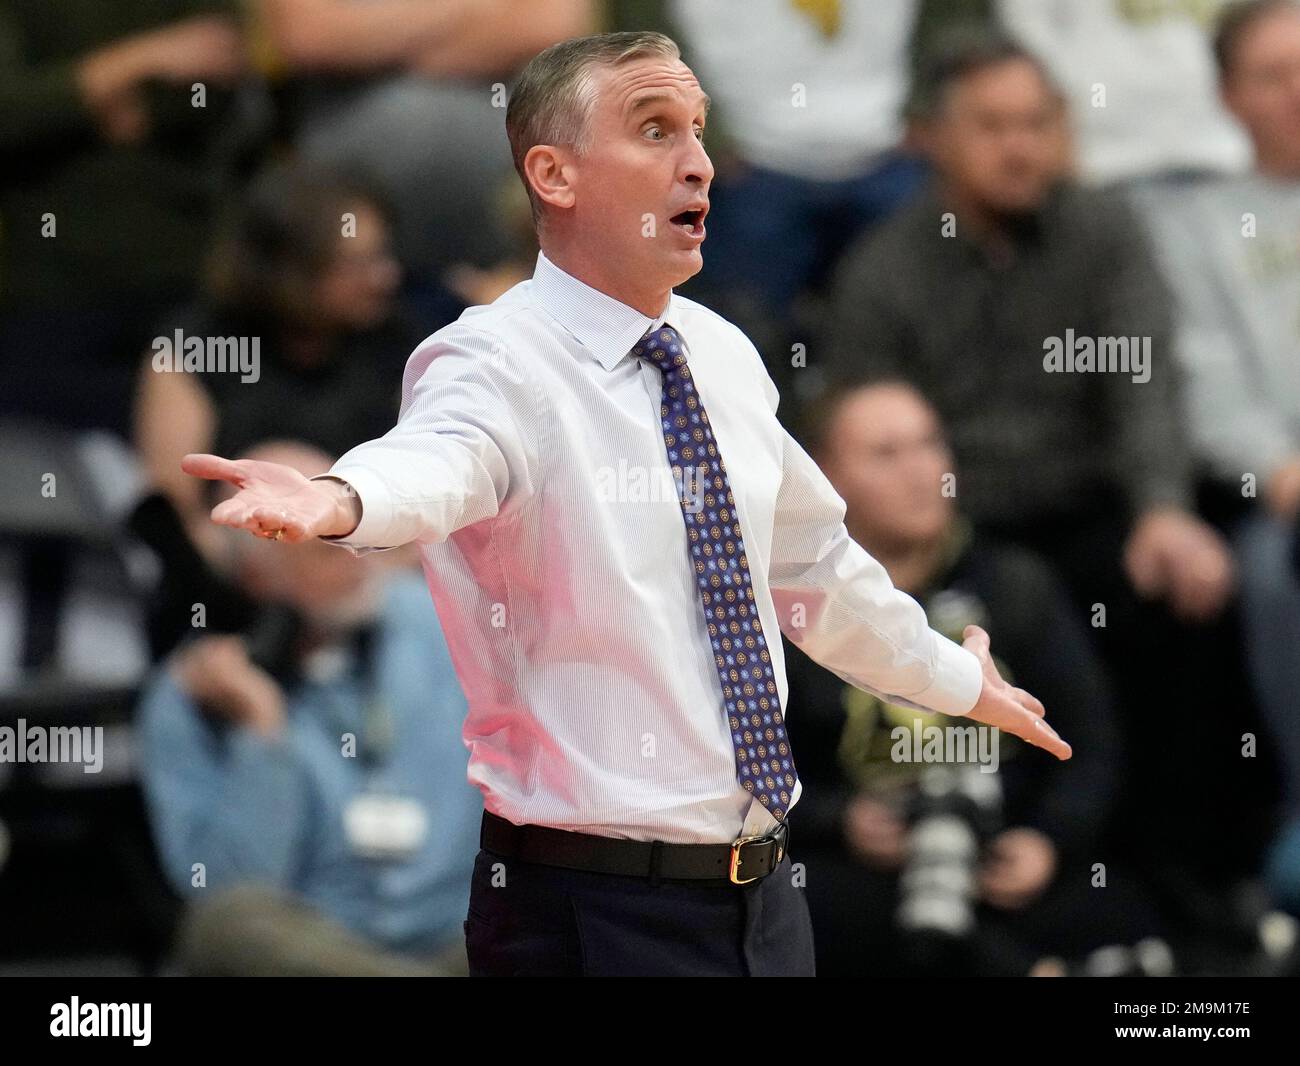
[480,810,789,885]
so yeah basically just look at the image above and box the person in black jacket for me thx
[784,379,1159,976]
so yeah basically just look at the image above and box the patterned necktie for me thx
[635,324,799,822]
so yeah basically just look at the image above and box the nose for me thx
[680,131,715,189]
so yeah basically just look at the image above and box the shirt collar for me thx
[530,249,678,371]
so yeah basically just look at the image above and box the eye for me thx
[694,126,706,142]
[643,124,665,141]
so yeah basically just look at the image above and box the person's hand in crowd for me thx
[75,49,151,144]
[1124,505,1235,623]
[1265,456,1300,521]
[977,827,1057,910]
[843,794,907,871]
[76,16,246,144]
[181,454,362,543]
[131,16,247,84]
[960,626,1071,760]
[169,635,286,738]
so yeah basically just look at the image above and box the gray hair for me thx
[506,31,682,225]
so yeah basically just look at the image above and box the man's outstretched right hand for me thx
[181,453,361,542]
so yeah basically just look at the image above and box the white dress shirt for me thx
[315,250,983,844]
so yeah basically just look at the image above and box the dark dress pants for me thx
[463,846,815,976]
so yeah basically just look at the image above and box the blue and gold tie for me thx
[635,324,799,821]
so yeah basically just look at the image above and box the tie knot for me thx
[633,324,687,374]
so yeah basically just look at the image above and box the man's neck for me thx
[541,243,671,319]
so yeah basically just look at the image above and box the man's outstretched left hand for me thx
[960,625,1071,760]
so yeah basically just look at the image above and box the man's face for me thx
[562,56,714,292]
[820,385,954,553]
[925,59,1069,215]
[1223,8,1300,170]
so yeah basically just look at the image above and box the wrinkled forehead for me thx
[588,57,711,124]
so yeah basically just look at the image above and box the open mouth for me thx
[669,208,707,238]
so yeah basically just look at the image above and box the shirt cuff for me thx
[308,469,398,555]
[903,633,984,717]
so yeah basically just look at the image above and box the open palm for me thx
[180,453,351,542]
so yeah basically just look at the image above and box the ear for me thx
[524,143,577,213]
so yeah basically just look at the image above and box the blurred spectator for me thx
[256,0,594,284]
[784,380,1139,976]
[823,30,1279,921]
[133,161,437,564]
[997,0,1251,185]
[136,441,479,975]
[0,0,252,439]
[660,0,935,363]
[827,32,1198,549]
[1135,0,1300,916]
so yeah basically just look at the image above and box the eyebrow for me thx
[626,91,712,119]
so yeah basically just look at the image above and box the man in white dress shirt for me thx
[183,31,1070,976]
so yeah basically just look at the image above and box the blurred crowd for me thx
[0,0,1298,977]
